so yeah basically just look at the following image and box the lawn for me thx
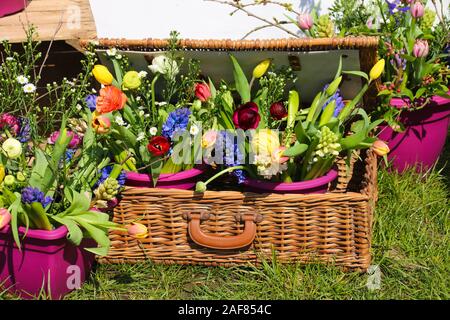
[2,135,449,300]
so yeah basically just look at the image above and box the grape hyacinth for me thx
[217,131,246,184]
[21,187,53,208]
[94,166,126,189]
[85,94,98,112]
[323,85,345,118]
[161,108,191,139]
[386,0,409,15]
[17,117,31,143]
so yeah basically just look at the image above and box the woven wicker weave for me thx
[100,149,377,272]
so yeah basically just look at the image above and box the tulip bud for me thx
[92,65,114,85]
[195,181,207,193]
[369,59,385,81]
[298,13,314,30]
[413,40,429,58]
[270,102,288,120]
[127,223,148,239]
[0,208,11,230]
[122,71,141,90]
[195,83,211,102]
[0,165,5,184]
[410,1,424,19]
[373,140,390,156]
[252,59,271,79]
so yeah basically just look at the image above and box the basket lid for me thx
[82,37,379,103]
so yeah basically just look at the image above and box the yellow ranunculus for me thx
[251,129,281,157]
[2,138,22,159]
[252,59,271,79]
[122,71,141,90]
[92,65,114,85]
[369,59,385,81]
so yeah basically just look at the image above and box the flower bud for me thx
[195,83,211,102]
[410,1,424,19]
[369,59,385,81]
[195,181,207,193]
[0,208,11,230]
[127,222,148,239]
[298,13,314,30]
[252,59,271,79]
[413,40,429,58]
[373,140,390,156]
[269,102,288,120]
[92,65,114,85]
[4,175,15,186]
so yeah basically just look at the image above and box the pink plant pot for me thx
[0,0,29,18]
[242,169,339,194]
[0,225,95,300]
[378,93,450,173]
[125,166,207,189]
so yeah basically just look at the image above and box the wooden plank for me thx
[0,0,96,43]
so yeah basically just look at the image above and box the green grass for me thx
[2,140,450,300]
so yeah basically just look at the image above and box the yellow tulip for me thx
[369,59,385,81]
[0,165,5,183]
[92,65,114,85]
[252,59,271,79]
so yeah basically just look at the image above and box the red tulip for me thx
[269,102,288,120]
[232,102,261,130]
[147,136,170,156]
[195,83,211,102]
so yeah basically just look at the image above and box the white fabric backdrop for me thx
[89,0,450,39]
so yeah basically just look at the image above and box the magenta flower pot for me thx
[0,225,95,300]
[0,0,29,17]
[242,169,338,194]
[125,166,207,189]
[378,93,450,173]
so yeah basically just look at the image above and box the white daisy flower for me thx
[190,125,199,136]
[138,71,148,78]
[136,96,142,101]
[155,101,167,106]
[115,115,126,126]
[76,104,82,111]
[149,127,158,136]
[16,75,29,85]
[23,83,36,93]
[106,48,117,57]
[144,114,150,118]
[6,57,14,61]
[136,132,146,142]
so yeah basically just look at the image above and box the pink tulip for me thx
[298,13,313,30]
[91,112,111,134]
[410,1,424,19]
[413,39,429,58]
[373,140,390,156]
[0,208,11,230]
[127,223,148,239]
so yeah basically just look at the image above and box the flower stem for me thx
[204,165,247,186]
[151,74,159,123]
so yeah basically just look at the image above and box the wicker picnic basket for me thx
[82,37,380,271]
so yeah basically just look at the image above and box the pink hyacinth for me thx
[0,113,20,136]
[48,130,82,149]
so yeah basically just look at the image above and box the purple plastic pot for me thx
[242,169,338,194]
[0,225,95,300]
[125,166,207,189]
[378,93,450,173]
[0,0,29,18]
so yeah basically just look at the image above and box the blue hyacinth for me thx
[94,166,126,189]
[217,131,246,184]
[21,187,53,208]
[386,0,409,15]
[161,108,191,139]
[323,84,345,118]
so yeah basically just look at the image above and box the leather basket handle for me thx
[186,212,261,250]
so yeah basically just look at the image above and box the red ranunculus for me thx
[194,83,211,102]
[232,102,261,130]
[147,136,170,157]
[269,102,288,120]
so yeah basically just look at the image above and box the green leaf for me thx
[287,90,300,129]
[52,216,83,246]
[334,55,343,80]
[414,87,427,99]
[28,149,49,190]
[294,120,310,144]
[229,55,250,103]
[151,157,163,187]
[208,78,217,99]
[76,220,111,257]
[283,142,308,157]
[342,70,369,82]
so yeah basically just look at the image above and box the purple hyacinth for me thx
[17,117,31,143]
[390,52,406,71]
[21,187,53,208]
[161,108,191,139]
[94,166,126,189]
[323,84,345,118]
[85,94,98,112]
[216,131,246,184]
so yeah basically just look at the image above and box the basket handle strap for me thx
[186,213,259,250]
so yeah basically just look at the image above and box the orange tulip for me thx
[127,223,148,239]
[96,86,127,114]
[373,140,390,156]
